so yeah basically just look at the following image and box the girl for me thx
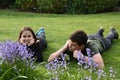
[18,27,47,62]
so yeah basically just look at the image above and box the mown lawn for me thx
[0,10,120,79]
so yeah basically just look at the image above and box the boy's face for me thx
[68,40,83,51]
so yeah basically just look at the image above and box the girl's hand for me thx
[28,38,35,46]
[19,38,35,46]
[19,38,25,44]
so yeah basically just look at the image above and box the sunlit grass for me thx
[0,10,120,78]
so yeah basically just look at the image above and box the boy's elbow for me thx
[97,63,105,69]
[100,63,105,69]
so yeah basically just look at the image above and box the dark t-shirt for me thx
[28,39,47,62]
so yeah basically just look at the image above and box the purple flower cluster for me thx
[45,48,117,79]
[96,67,117,79]
[77,48,117,79]
[46,53,67,70]
[45,53,67,80]
[0,40,34,64]
[77,48,98,70]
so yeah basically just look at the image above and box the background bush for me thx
[0,0,119,14]
[15,0,37,11]
[65,0,119,14]
[0,0,15,9]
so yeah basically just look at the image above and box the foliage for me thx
[14,0,119,14]
[118,0,120,6]
[50,0,66,14]
[65,0,119,14]
[36,0,52,13]
[0,0,15,9]
[0,40,37,80]
[45,49,117,80]
[15,0,37,11]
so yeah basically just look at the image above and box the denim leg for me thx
[88,32,111,50]
[102,38,111,50]
[38,37,47,51]
[105,31,114,43]
[88,32,103,41]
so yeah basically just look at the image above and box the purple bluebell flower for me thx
[0,40,34,66]
[0,40,37,80]
[86,48,92,57]
[45,63,50,70]
[46,53,68,80]
[78,59,84,66]
[87,57,94,66]
[109,67,117,78]
[109,67,113,73]
[77,51,86,67]
[84,64,89,69]
[93,63,98,70]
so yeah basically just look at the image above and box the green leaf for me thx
[0,65,15,80]
[10,75,28,80]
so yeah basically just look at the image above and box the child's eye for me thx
[23,35,26,38]
[28,35,31,38]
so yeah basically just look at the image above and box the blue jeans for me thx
[88,31,114,51]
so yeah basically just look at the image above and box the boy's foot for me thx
[110,27,119,39]
[98,27,104,36]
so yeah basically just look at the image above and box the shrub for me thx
[15,0,37,11]
[37,0,119,14]
[37,0,66,14]
[36,0,52,13]
[0,0,16,9]
[14,0,119,14]
[65,0,119,14]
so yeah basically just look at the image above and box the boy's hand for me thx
[64,40,70,49]
[73,50,84,59]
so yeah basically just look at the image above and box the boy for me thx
[48,27,119,68]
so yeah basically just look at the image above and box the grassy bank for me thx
[0,10,120,79]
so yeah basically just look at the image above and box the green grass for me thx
[0,10,120,79]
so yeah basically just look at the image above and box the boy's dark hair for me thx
[69,30,88,45]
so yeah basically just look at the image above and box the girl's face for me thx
[20,30,34,45]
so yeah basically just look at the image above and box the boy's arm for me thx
[92,53,104,68]
[48,40,70,62]
[73,50,104,69]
